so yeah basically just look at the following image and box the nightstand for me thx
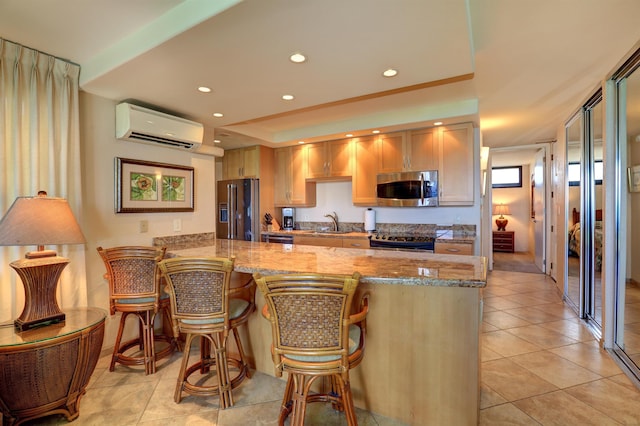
[493,231,515,253]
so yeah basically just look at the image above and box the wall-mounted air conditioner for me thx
[115,102,204,151]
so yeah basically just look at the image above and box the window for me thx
[492,166,522,188]
[568,161,603,186]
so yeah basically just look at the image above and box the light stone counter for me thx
[169,239,485,425]
[169,239,486,288]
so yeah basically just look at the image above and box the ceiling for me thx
[2,0,640,151]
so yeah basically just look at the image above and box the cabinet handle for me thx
[349,243,362,247]
[446,248,460,253]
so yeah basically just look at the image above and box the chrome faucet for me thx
[324,211,339,232]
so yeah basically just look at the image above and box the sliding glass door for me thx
[564,92,603,331]
[613,51,640,375]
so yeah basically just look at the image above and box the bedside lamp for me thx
[0,196,86,331]
[493,203,511,231]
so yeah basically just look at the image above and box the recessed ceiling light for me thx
[290,53,307,63]
[213,112,224,118]
[382,69,398,77]
[346,133,354,137]
[214,139,221,143]
[198,86,212,93]
[282,94,295,101]
[372,130,380,134]
[434,121,443,126]
[298,141,305,144]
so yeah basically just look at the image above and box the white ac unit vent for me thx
[115,102,204,151]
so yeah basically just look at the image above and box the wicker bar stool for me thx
[253,272,369,426]
[158,256,255,408]
[97,246,176,375]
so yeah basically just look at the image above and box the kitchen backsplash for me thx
[295,221,475,236]
[153,224,475,250]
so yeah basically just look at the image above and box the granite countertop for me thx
[261,230,369,239]
[262,229,477,244]
[168,239,487,288]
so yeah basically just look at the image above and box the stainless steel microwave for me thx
[376,170,438,207]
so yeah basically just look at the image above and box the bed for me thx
[568,208,603,271]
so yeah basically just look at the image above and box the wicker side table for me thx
[0,308,106,426]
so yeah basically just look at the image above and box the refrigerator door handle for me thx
[228,183,237,239]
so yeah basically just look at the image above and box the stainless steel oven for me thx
[376,170,438,207]
[369,234,435,252]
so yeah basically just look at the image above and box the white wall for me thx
[293,181,480,229]
[80,92,217,345]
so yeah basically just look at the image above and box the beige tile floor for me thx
[23,269,640,425]
[481,270,640,425]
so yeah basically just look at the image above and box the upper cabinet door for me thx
[307,140,352,179]
[223,148,244,179]
[408,128,439,171]
[306,142,327,179]
[378,132,405,173]
[327,139,352,177]
[222,146,260,179]
[274,145,316,207]
[352,136,378,205]
[438,123,474,206]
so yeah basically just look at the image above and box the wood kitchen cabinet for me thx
[352,136,378,205]
[435,241,474,255]
[294,235,343,247]
[408,127,439,171]
[293,235,370,248]
[377,132,406,173]
[274,145,316,207]
[438,123,474,206]
[222,145,262,179]
[307,139,352,179]
[378,129,438,173]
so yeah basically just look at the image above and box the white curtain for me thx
[0,39,86,322]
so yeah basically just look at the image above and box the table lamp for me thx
[0,196,86,331]
[493,203,511,231]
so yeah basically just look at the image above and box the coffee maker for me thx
[282,207,295,231]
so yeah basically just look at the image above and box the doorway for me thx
[490,145,550,275]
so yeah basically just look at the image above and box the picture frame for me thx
[115,157,194,213]
[629,165,640,193]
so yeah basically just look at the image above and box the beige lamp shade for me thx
[0,197,85,249]
[493,203,511,231]
[493,204,511,218]
[0,196,86,330]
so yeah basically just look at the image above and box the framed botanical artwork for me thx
[115,157,194,213]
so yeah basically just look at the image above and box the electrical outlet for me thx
[139,220,148,233]
[173,218,182,232]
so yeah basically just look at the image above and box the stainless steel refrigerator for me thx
[216,179,260,241]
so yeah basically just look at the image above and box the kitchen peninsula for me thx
[168,239,487,425]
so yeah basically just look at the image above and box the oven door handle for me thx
[420,174,425,205]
